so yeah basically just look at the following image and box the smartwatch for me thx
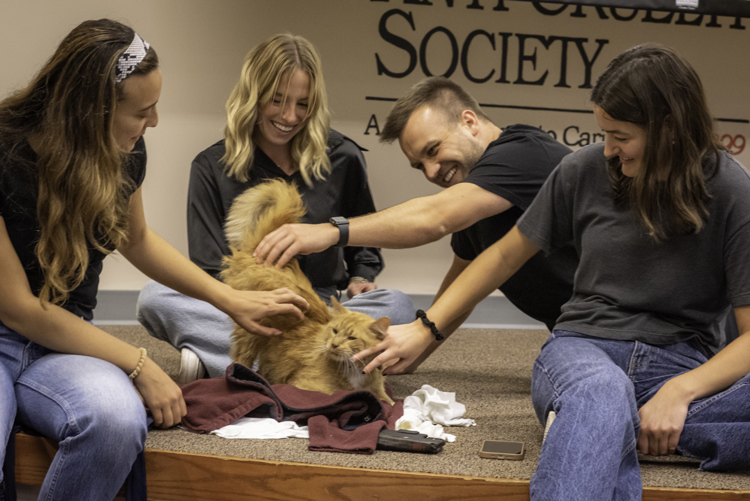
[329,216,349,247]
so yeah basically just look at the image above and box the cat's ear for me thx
[369,317,391,339]
[330,296,347,314]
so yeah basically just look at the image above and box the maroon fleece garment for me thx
[181,364,403,454]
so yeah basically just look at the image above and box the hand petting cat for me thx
[254,222,337,268]
[222,287,309,337]
[353,320,434,376]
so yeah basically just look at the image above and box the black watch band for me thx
[329,216,349,247]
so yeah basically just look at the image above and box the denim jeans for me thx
[530,330,750,501]
[0,322,148,500]
[136,280,417,378]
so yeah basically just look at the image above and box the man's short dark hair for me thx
[379,77,490,144]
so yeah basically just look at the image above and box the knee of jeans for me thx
[69,370,148,445]
[79,392,148,448]
[570,369,636,427]
[534,359,634,419]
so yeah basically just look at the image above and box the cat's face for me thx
[324,311,390,362]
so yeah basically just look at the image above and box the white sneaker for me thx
[542,410,556,445]
[177,348,206,385]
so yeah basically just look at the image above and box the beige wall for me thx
[2,0,748,295]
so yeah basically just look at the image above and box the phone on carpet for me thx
[377,429,445,453]
[478,439,525,460]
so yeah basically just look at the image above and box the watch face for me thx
[330,217,347,226]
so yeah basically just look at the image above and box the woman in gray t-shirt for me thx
[356,44,750,499]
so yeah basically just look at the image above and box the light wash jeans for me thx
[136,281,416,378]
[0,322,147,501]
[531,330,750,501]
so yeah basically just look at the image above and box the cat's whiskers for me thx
[341,354,365,378]
[335,353,367,390]
[349,356,367,371]
[302,344,327,363]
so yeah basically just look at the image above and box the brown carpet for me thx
[103,325,750,491]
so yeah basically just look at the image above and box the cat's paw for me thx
[379,393,395,405]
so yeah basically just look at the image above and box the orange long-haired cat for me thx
[221,179,393,404]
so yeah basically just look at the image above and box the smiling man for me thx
[255,77,579,371]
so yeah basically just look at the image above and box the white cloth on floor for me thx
[395,384,476,442]
[210,384,473,442]
[211,417,309,439]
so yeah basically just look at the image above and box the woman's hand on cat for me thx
[227,288,309,336]
[254,223,338,268]
[352,320,434,375]
[347,281,377,299]
[134,358,187,429]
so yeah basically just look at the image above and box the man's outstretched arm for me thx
[254,182,511,268]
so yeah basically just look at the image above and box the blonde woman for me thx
[0,20,308,499]
[137,33,413,381]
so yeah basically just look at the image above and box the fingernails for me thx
[361,371,366,375]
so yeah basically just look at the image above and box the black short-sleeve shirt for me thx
[452,124,578,329]
[0,137,147,320]
[187,129,383,289]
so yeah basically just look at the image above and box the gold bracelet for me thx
[128,347,148,380]
[349,276,370,284]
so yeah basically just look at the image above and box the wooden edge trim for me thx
[15,433,750,501]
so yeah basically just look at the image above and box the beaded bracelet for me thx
[129,347,148,380]
[416,309,444,341]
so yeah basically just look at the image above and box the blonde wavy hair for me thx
[0,19,158,306]
[222,33,331,186]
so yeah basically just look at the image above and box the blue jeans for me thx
[0,322,148,500]
[531,330,750,501]
[136,280,416,378]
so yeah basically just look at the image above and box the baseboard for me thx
[93,290,546,329]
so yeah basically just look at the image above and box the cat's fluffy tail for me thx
[224,179,306,252]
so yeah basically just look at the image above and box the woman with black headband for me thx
[0,19,307,499]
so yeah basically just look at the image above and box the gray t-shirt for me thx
[517,143,750,353]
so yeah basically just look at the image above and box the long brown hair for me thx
[222,33,330,186]
[0,19,158,305]
[591,43,722,241]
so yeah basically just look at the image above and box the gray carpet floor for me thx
[103,325,750,491]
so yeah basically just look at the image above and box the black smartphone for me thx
[478,440,525,460]
[377,429,445,453]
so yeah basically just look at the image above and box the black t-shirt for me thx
[0,137,147,320]
[452,124,578,329]
[187,129,383,289]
